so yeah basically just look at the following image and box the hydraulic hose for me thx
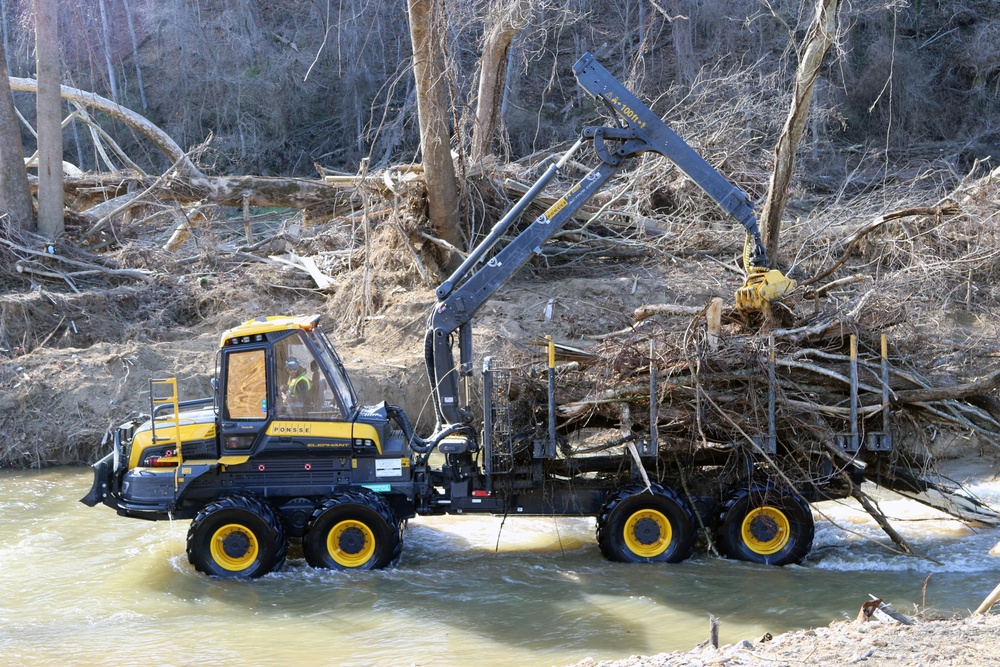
[386,403,433,453]
[423,325,443,429]
[744,234,767,272]
[387,402,472,458]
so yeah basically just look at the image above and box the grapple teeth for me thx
[735,270,796,312]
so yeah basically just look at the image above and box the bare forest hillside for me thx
[1,0,997,176]
[1,0,1000,476]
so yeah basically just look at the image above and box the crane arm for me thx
[426,53,795,430]
[572,53,770,268]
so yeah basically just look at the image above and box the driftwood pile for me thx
[541,298,1000,459]
[494,271,1000,558]
[519,298,1000,487]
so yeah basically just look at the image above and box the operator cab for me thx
[218,315,360,452]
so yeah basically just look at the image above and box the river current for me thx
[1,468,999,666]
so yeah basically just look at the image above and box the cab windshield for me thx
[315,329,358,415]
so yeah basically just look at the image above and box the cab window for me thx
[224,349,267,420]
[272,333,344,420]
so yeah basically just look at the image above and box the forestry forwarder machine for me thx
[83,53,822,579]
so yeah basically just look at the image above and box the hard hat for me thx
[285,357,302,370]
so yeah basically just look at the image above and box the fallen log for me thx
[847,475,937,562]
[0,235,153,282]
[634,303,703,322]
[9,78,405,220]
[892,368,1000,405]
[10,77,200,177]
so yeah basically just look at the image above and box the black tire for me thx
[596,483,696,563]
[186,495,287,578]
[303,490,402,570]
[716,485,814,566]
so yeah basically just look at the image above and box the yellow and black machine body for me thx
[84,53,854,579]
[83,315,421,575]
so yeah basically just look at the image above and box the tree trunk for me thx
[0,38,33,231]
[97,0,118,102]
[122,0,147,109]
[669,1,696,87]
[34,0,63,238]
[406,0,463,268]
[56,171,363,214]
[651,1,697,87]
[760,0,841,266]
[470,0,532,161]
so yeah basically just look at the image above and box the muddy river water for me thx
[2,468,1000,666]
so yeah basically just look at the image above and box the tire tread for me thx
[304,489,401,569]
[186,494,287,577]
[596,483,696,563]
[716,485,814,566]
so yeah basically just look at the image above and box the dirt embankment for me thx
[0,250,697,467]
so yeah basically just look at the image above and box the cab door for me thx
[219,345,271,454]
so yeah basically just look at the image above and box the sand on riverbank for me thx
[569,612,1000,667]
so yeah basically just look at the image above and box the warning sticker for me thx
[375,458,403,478]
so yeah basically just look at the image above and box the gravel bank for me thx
[570,614,1000,666]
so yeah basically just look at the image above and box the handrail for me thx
[149,378,183,490]
[151,396,213,420]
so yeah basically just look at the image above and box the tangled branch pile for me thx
[477,164,1000,544]
[520,299,1000,476]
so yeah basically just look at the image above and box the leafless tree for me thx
[760,0,842,267]
[96,0,117,102]
[34,0,63,238]
[121,0,147,109]
[0,37,32,232]
[407,0,463,265]
[470,0,533,161]
[665,1,697,87]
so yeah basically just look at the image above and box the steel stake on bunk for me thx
[482,357,495,487]
[647,339,658,456]
[850,334,859,451]
[881,333,891,436]
[864,333,893,452]
[767,335,777,453]
[546,335,557,458]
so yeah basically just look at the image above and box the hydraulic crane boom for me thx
[426,52,794,430]
[573,53,771,268]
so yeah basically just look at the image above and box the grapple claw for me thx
[735,269,796,312]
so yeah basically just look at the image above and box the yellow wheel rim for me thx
[623,509,672,558]
[327,519,376,567]
[741,506,791,555]
[209,523,260,571]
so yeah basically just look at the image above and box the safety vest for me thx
[287,374,312,399]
